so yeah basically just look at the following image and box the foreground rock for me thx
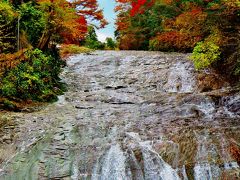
[0,51,239,179]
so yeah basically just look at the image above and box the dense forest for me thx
[115,0,240,78]
[0,0,107,109]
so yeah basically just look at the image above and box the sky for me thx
[97,0,117,42]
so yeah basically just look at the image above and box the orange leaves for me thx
[115,14,131,31]
[115,0,240,60]
[150,7,207,51]
[37,0,107,45]
[61,16,87,44]
[116,22,129,31]
[152,31,202,51]
[174,8,207,36]
[162,0,173,5]
[115,5,124,12]
[0,50,27,72]
[73,0,107,28]
[159,7,207,51]
[119,32,145,50]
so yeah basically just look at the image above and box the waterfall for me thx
[140,141,180,180]
[93,132,181,180]
[92,144,128,180]
[164,62,196,93]
[220,95,240,117]
[194,163,214,180]
[196,101,215,119]
[194,132,221,180]
[3,51,240,180]
[181,165,188,180]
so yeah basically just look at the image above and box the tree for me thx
[106,37,116,49]
[84,26,105,50]
[0,1,16,53]
[37,0,107,50]
[115,0,161,50]
[19,2,46,47]
[86,26,98,42]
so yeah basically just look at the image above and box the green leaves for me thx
[0,49,64,101]
[106,38,117,49]
[0,1,16,22]
[84,26,105,50]
[190,41,221,70]
[19,2,46,46]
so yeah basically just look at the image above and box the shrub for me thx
[85,39,105,50]
[149,31,202,52]
[190,41,221,70]
[0,49,64,101]
[60,44,92,57]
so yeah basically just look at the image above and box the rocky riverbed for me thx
[0,51,239,179]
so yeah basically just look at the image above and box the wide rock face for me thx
[0,51,239,180]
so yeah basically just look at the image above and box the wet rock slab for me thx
[0,51,239,179]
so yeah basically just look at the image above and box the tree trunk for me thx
[37,30,51,51]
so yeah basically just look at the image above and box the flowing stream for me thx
[0,51,239,179]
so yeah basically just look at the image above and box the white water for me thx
[194,132,221,180]
[181,165,188,180]
[93,132,181,180]
[92,144,127,180]
[140,141,180,180]
[194,163,215,180]
[2,51,240,179]
[197,101,215,119]
[220,95,240,117]
[127,132,180,180]
[164,62,196,93]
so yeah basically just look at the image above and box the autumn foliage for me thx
[130,0,154,16]
[115,0,240,77]
[0,0,107,105]
[36,0,107,49]
[0,50,27,73]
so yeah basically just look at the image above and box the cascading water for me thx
[220,95,240,117]
[0,51,239,180]
[164,61,196,93]
[92,132,181,180]
[140,142,180,180]
[193,131,221,180]
[92,144,128,180]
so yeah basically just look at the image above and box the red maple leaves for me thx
[130,0,154,16]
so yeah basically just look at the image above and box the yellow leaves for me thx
[224,0,240,8]
[37,0,80,34]
[174,9,207,36]
[0,50,27,72]
[37,0,106,44]
[156,0,173,5]
[0,1,16,20]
